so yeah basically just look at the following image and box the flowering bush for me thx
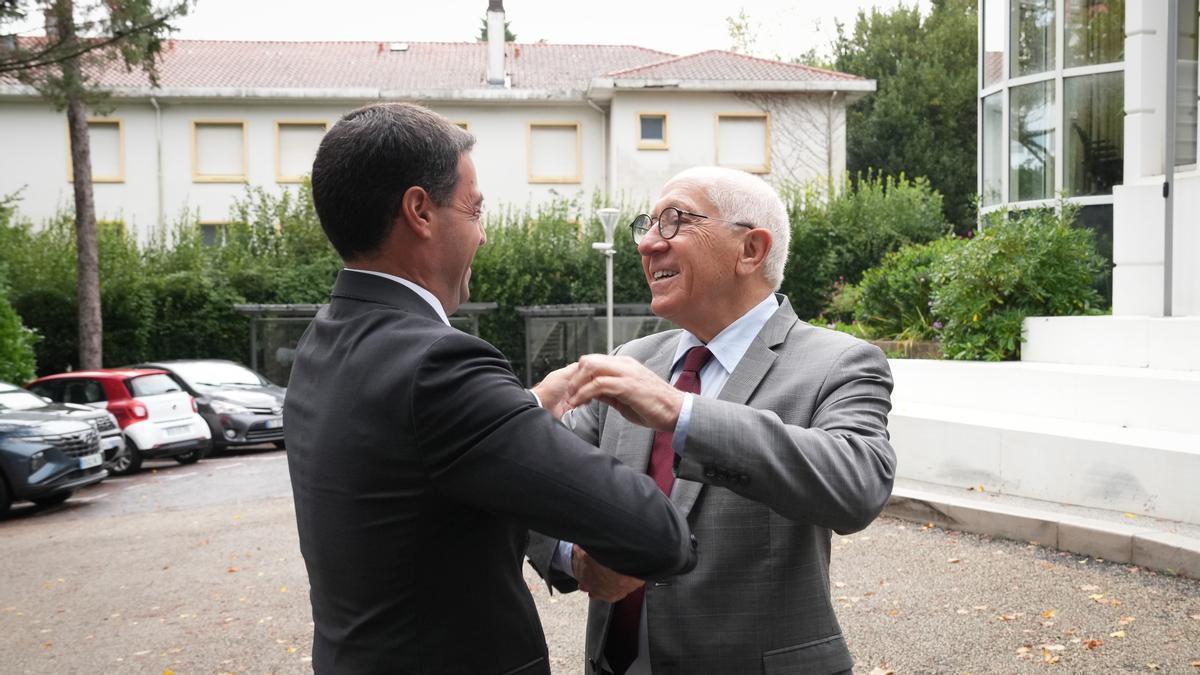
[854,236,963,341]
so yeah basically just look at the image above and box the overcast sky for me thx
[162,0,928,62]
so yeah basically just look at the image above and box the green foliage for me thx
[856,237,964,340]
[931,205,1106,361]
[780,173,950,319]
[834,0,979,232]
[476,16,516,41]
[0,283,38,384]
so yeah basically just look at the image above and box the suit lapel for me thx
[613,337,677,473]
[673,297,798,517]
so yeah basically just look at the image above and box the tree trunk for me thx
[58,0,103,369]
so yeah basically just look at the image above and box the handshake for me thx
[532,354,688,435]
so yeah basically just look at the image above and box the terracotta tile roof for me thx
[4,39,866,95]
[606,49,866,82]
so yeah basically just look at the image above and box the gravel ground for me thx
[1,453,1197,674]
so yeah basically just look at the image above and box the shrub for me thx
[932,204,1106,361]
[781,172,949,318]
[855,236,963,340]
[0,278,38,384]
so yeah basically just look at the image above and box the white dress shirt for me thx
[343,268,450,326]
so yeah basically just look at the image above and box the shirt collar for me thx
[671,293,781,374]
[342,268,451,326]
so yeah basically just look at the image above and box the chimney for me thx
[486,0,506,86]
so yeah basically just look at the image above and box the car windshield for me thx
[127,373,182,397]
[0,389,50,411]
[168,362,266,389]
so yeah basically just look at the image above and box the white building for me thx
[889,0,1200,531]
[0,4,872,242]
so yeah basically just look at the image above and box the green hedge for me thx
[855,236,964,341]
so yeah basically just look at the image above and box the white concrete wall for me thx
[608,91,847,207]
[0,98,606,240]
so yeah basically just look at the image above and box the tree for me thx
[725,9,757,55]
[0,0,189,369]
[476,15,516,42]
[833,0,978,232]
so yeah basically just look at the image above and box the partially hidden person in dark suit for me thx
[284,102,697,675]
[527,166,897,675]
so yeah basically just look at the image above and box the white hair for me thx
[664,166,790,290]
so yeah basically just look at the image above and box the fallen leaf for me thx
[1109,630,1126,638]
[948,558,962,564]
[997,614,1018,621]
[1016,646,1032,657]
[164,670,175,675]
[1080,585,1101,592]
[1083,639,1103,650]
[287,647,297,654]
[279,586,287,593]
[1042,647,1060,664]
[1089,594,1105,601]
[1119,616,1136,625]
[869,667,895,675]
[1148,665,1161,671]
[1123,512,1136,519]
[834,581,846,588]
[227,567,239,574]
[1041,609,1056,619]
[42,642,52,649]
[1191,660,1200,668]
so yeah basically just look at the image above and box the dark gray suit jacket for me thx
[285,270,696,675]
[529,296,896,675]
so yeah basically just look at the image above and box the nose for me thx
[636,224,668,256]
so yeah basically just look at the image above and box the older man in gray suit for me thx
[528,166,896,675]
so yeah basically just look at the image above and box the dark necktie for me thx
[605,346,714,675]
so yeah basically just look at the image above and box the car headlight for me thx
[30,450,47,474]
[210,399,251,415]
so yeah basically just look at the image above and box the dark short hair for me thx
[311,103,476,260]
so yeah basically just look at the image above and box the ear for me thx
[735,228,772,277]
[398,185,436,240]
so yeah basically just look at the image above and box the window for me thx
[199,222,228,247]
[67,118,124,183]
[528,122,582,183]
[637,113,669,149]
[1064,72,1124,196]
[1010,80,1055,201]
[126,373,181,397]
[982,0,1006,87]
[982,93,1005,206]
[1011,0,1056,77]
[1065,0,1125,67]
[192,121,247,182]
[275,121,327,183]
[716,113,770,174]
[63,379,107,405]
[1176,0,1199,167]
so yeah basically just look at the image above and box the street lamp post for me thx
[594,208,620,353]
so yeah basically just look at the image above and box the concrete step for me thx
[885,478,1200,579]
[888,359,1200,434]
[889,402,1200,524]
[1022,315,1200,371]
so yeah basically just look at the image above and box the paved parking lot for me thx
[2,449,1197,674]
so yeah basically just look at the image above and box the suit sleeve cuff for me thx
[551,540,576,579]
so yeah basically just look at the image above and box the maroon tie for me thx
[605,346,713,675]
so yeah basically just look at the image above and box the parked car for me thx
[28,369,211,474]
[0,381,129,474]
[134,360,285,451]
[0,408,106,517]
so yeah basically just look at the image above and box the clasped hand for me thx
[572,545,643,602]
[565,355,685,433]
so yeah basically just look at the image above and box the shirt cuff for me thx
[551,540,576,579]
[671,393,694,455]
[528,389,542,408]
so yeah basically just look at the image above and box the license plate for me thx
[102,437,122,450]
[264,418,283,429]
[166,425,192,437]
[79,452,103,470]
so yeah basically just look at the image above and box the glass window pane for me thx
[1176,0,1199,166]
[1010,80,1056,201]
[640,115,665,142]
[1065,0,1125,67]
[983,0,1006,86]
[1064,72,1124,196]
[982,93,1005,205]
[1011,0,1056,77]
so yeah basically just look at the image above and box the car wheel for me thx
[120,440,145,475]
[0,475,11,518]
[174,441,210,465]
[106,443,137,475]
[32,491,72,507]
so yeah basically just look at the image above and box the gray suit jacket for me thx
[528,296,896,675]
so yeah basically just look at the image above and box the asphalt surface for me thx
[1,449,1197,674]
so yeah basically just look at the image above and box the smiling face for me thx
[431,153,486,314]
[639,179,749,341]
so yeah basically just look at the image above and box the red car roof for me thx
[31,368,169,381]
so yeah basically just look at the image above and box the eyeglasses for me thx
[629,207,754,245]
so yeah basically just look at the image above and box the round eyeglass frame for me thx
[628,207,754,244]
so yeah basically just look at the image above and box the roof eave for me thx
[590,77,876,95]
[0,83,592,103]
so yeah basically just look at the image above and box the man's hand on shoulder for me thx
[567,355,684,433]
[572,544,644,602]
[531,362,580,418]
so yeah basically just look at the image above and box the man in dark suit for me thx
[284,102,697,675]
[528,167,896,674]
